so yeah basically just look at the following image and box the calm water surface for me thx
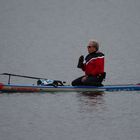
[0,0,140,140]
[0,92,140,140]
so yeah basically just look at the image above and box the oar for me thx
[0,73,66,85]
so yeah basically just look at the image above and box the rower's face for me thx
[87,42,96,54]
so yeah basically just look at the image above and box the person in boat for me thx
[72,40,106,86]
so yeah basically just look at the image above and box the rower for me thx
[72,40,106,86]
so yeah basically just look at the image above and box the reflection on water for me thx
[80,91,104,98]
[77,91,106,113]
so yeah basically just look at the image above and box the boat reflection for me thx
[80,91,104,98]
[77,91,106,113]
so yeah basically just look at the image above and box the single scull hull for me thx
[0,83,140,93]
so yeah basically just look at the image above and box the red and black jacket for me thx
[82,51,105,76]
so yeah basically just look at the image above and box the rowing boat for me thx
[0,73,140,93]
[0,83,140,93]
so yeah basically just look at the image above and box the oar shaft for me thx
[1,73,66,85]
[1,73,43,80]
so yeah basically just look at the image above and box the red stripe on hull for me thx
[0,83,4,90]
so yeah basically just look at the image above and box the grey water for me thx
[0,0,140,140]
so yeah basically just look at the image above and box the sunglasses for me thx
[87,46,93,48]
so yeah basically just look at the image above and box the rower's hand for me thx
[77,55,84,68]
